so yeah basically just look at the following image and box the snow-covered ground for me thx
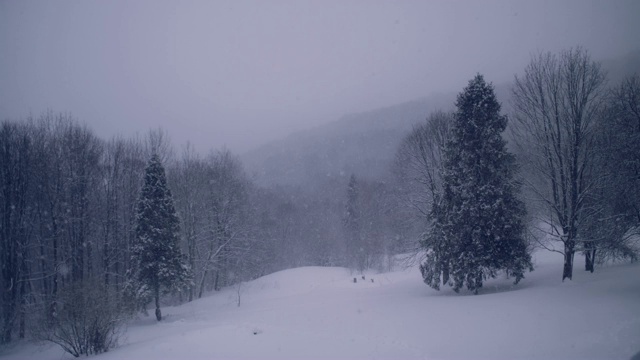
[2,251,639,360]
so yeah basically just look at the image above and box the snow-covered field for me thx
[2,251,639,360]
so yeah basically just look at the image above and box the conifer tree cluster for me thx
[421,74,532,293]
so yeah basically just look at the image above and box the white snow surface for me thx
[2,251,639,360]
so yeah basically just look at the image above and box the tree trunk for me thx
[1,277,16,344]
[214,270,220,291]
[51,208,59,316]
[188,236,195,302]
[19,298,25,339]
[442,264,450,286]
[19,254,28,339]
[154,285,161,321]
[585,248,596,273]
[198,270,208,299]
[562,240,575,281]
[103,226,110,287]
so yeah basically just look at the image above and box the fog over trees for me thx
[1,40,639,357]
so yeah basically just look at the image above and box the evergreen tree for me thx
[130,154,191,321]
[419,195,452,290]
[422,74,532,294]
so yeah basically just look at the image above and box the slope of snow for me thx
[2,251,639,360]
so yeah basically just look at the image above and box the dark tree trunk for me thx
[104,236,110,287]
[73,227,84,284]
[154,284,161,321]
[214,270,220,291]
[39,237,49,300]
[19,251,29,339]
[188,233,195,302]
[1,222,17,344]
[442,264,450,286]
[585,248,596,273]
[1,276,16,344]
[50,207,59,313]
[562,240,575,281]
[198,270,208,299]
[19,289,25,339]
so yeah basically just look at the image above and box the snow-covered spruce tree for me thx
[422,74,532,294]
[129,154,191,321]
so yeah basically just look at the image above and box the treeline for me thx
[0,113,402,352]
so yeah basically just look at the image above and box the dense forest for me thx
[1,47,639,356]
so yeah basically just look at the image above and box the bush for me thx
[34,283,126,357]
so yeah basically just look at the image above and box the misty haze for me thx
[1,1,639,359]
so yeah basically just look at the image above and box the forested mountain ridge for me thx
[241,94,454,189]
[242,51,639,190]
[241,87,509,190]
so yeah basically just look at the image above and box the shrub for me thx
[34,283,126,357]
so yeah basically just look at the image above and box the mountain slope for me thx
[241,93,456,189]
[242,50,639,190]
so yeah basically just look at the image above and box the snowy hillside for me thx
[3,251,639,360]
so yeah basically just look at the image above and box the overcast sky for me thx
[1,0,639,153]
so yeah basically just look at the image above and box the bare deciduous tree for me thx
[392,111,453,264]
[511,47,608,280]
[197,150,254,296]
[582,74,640,266]
[169,143,209,301]
[394,111,453,218]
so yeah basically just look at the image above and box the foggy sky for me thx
[1,0,639,154]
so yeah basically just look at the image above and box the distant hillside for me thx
[241,87,513,190]
[241,93,454,189]
[242,50,639,190]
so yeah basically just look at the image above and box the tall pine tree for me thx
[130,154,191,321]
[422,74,531,294]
